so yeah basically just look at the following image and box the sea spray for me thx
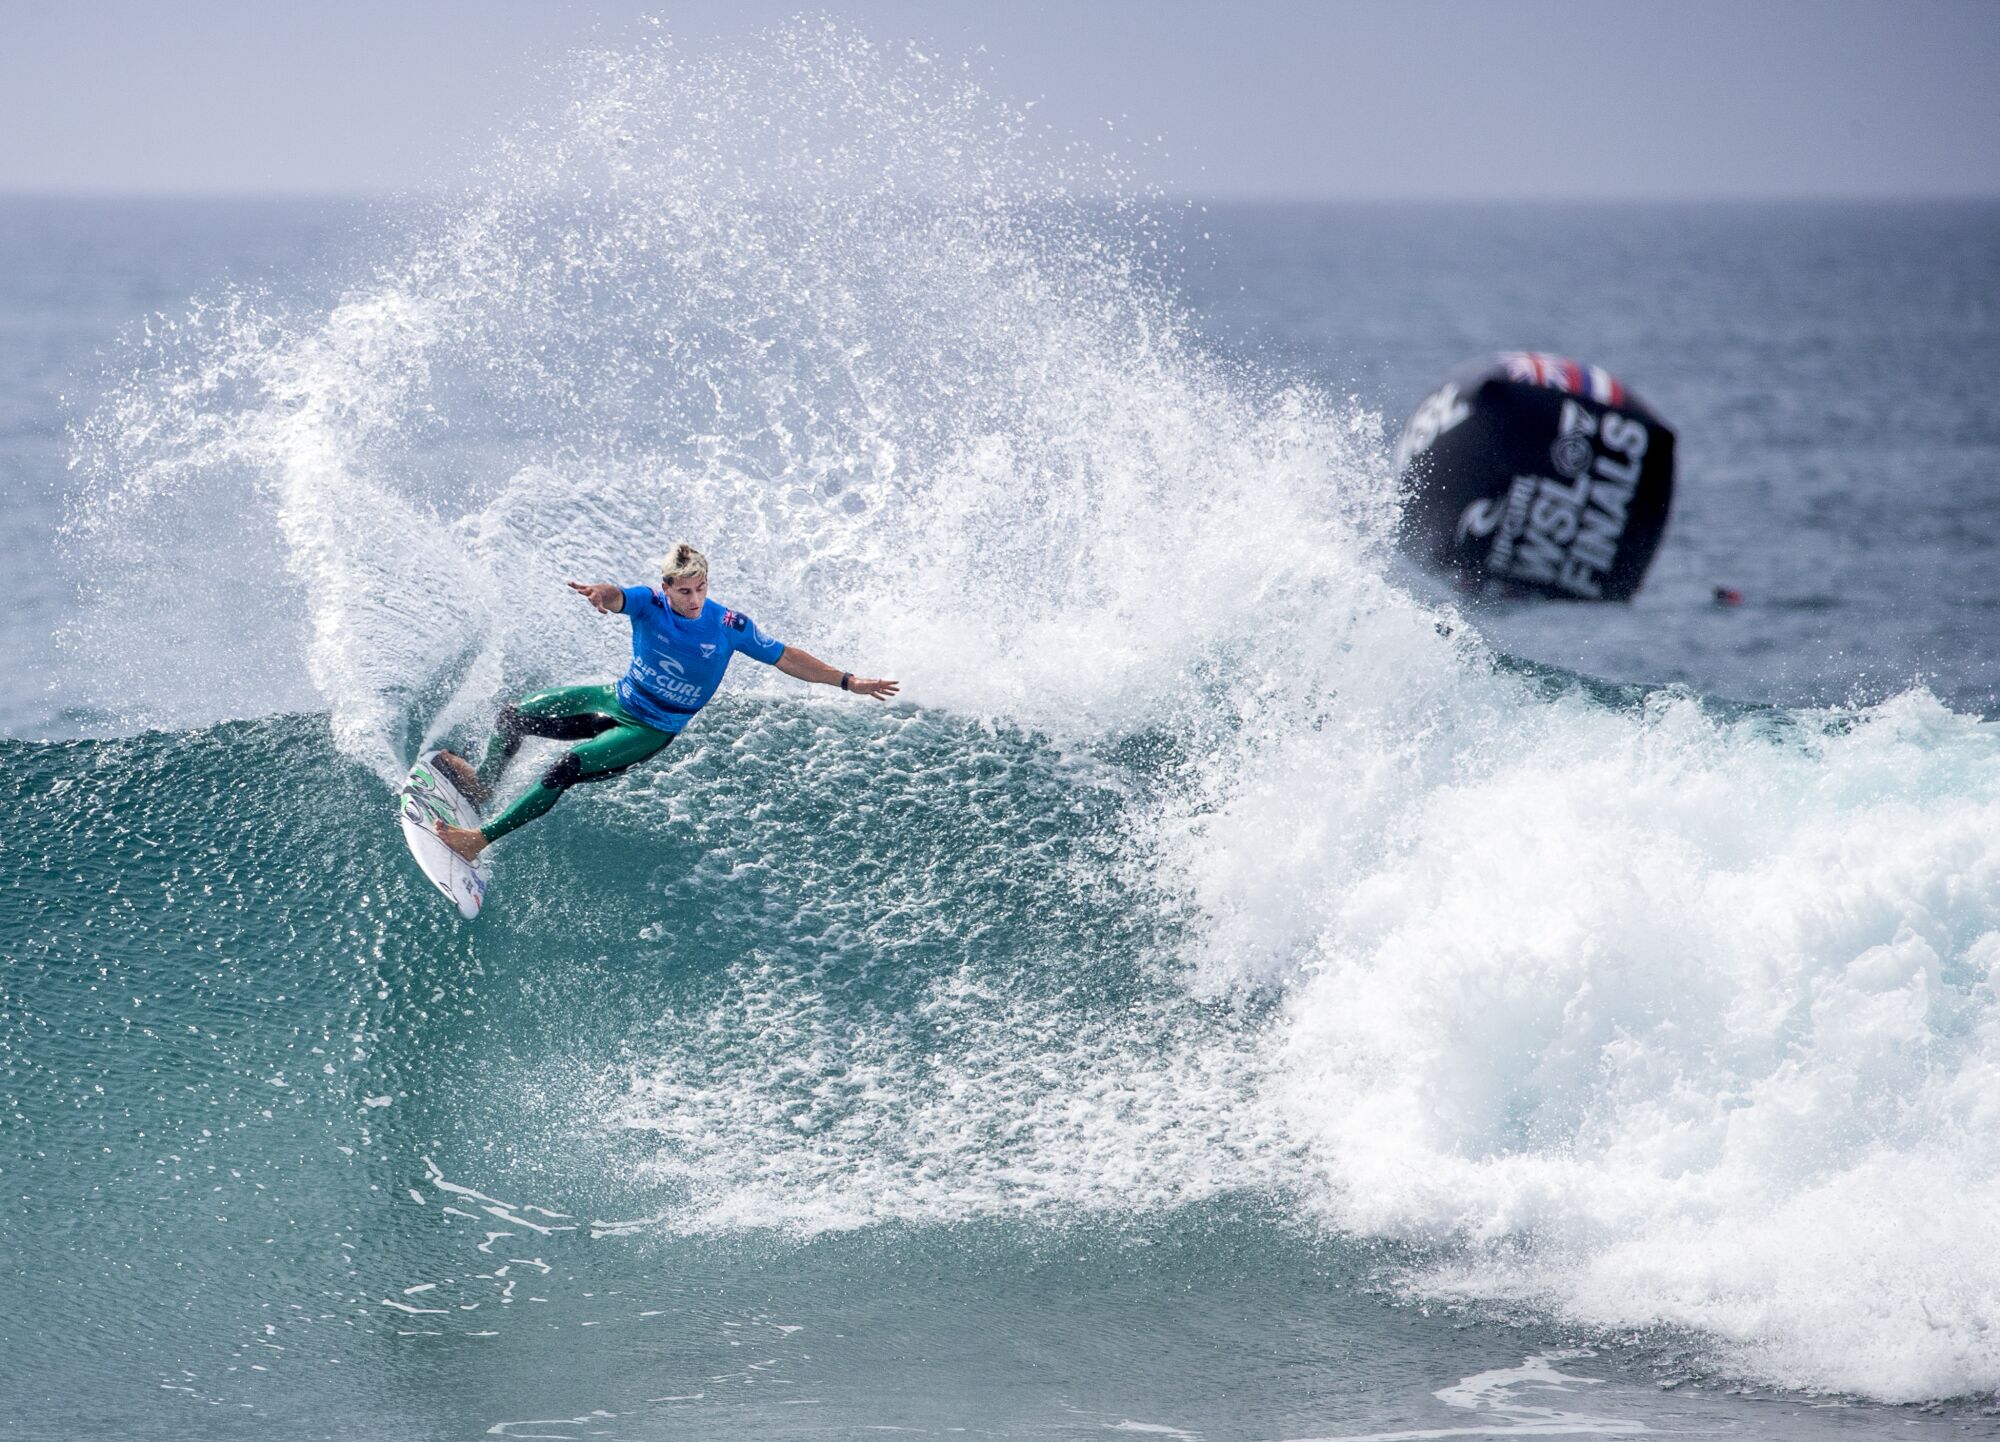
[66,22,1389,777]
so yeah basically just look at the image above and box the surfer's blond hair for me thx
[661,541,708,583]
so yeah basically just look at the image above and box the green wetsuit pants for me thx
[476,683,675,843]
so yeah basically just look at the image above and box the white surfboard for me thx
[399,750,491,920]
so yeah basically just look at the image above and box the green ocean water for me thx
[0,712,1450,1438]
[18,713,1993,1440]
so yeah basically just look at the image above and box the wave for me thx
[41,19,2000,1407]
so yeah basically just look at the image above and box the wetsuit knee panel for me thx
[541,752,584,791]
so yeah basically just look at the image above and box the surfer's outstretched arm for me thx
[567,581,626,613]
[774,647,899,700]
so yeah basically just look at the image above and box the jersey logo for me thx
[700,643,717,657]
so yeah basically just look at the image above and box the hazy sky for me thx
[4,0,1997,199]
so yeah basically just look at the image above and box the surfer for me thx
[430,542,898,861]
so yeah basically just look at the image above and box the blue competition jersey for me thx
[615,589,786,733]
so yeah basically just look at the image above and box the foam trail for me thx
[1273,1351,1647,1440]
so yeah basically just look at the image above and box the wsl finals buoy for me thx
[1394,352,1676,601]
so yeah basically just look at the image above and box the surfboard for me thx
[398,750,490,920]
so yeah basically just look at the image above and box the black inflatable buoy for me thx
[1394,353,1676,601]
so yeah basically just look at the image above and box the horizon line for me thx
[3,186,1999,207]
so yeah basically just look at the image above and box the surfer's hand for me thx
[851,677,899,700]
[567,581,624,613]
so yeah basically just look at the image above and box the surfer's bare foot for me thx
[434,821,490,862]
[434,750,490,805]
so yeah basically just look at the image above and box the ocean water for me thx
[6,24,2000,1440]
